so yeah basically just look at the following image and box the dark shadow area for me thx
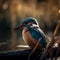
[0,47,60,60]
[0,16,11,42]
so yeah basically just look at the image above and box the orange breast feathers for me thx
[22,28,43,49]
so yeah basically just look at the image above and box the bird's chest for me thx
[22,28,38,48]
[22,28,32,44]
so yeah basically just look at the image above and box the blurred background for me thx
[0,0,60,52]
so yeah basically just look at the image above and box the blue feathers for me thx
[22,18,38,25]
[29,27,47,48]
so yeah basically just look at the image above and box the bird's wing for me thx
[29,28,47,48]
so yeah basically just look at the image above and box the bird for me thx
[14,17,47,50]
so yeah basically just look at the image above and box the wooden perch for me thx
[0,48,60,60]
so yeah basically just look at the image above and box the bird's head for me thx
[14,17,39,30]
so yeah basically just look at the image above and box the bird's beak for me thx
[14,23,24,31]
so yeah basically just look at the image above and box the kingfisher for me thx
[14,17,47,50]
